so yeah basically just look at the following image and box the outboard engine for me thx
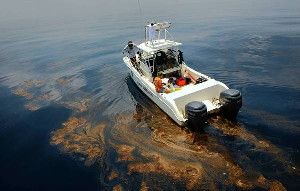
[219,89,242,120]
[185,101,208,129]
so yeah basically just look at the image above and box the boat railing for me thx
[164,29,175,42]
[144,22,174,42]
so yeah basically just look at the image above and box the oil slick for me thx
[51,107,289,190]
[51,117,106,166]
[11,76,90,113]
[12,87,33,99]
[9,78,294,190]
[62,98,90,113]
[112,112,251,190]
[209,116,297,175]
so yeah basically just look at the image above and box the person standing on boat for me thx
[178,50,184,64]
[123,41,139,67]
[148,23,156,44]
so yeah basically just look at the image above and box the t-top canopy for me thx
[147,22,171,30]
[138,39,182,54]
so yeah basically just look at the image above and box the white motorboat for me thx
[122,22,242,128]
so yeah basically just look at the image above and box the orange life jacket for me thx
[154,77,163,92]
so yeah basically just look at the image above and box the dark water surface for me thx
[0,0,300,190]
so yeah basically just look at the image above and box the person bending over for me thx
[123,41,139,67]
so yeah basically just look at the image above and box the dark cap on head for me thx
[151,23,154,26]
[128,41,133,48]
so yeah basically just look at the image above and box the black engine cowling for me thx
[219,89,242,120]
[185,101,208,129]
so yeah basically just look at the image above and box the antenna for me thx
[137,0,143,17]
[137,0,147,41]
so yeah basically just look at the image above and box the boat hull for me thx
[123,57,242,126]
[124,57,186,126]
